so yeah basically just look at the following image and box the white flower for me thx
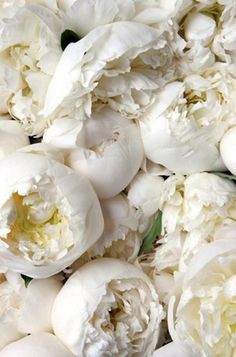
[0,332,74,357]
[0,1,63,135]
[43,17,177,122]
[0,0,180,135]
[52,258,164,357]
[0,119,29,159]
[0,270,61,349]
[220,126,236,175]
[73,170,164,266]
[177,0,236,71]
[169,237,236,357]
[153,173,236,273]
[73,194,143,265]
[139,66,236,173]
[0,152,104,278]
[45,107,144,199]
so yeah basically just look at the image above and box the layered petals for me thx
[43,21,171,121]
[52,258,164,357]
[169,237,236,357]
[140,67,236,173]
[0,152,103,278]
[154,173,236,273]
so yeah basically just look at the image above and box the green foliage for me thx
[22,274,33,287]
[139,210,162,255]
[213,172,236,181]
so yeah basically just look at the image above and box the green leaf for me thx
[61,29,81,51]
[139,210,162,255]
[21,274,33,287]
[212,172,236,181]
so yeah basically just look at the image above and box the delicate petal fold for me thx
[47,107,144,199]
[127,171,164,217]
[73,193,143,264]
[43,21,169,120]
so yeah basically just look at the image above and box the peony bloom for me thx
[0,332,73,357]
[43,16,180,123]
[220,126,236,175]
[169,237,236,357]
[44,107,144,199]
[72,170,164,267]
[0,152,103,278]
[0,0,181,135]
[0,118,29,159]
[177,0,236,72]
[0,270,61,349]
[52,258,164,357]
[139,66,236,173]
[153,172,236,274]
[72,193,144,267]
[0,1,62,135]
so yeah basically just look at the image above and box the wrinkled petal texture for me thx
[0,152,104,278]
[52,258,164,357]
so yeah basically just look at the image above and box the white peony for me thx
[0,152,103,278]
[177,0,236,72]
[169,237,236,357]
[0,332,73,357]
[153,172,236,273]
[139,66,236,173]
[0,270,61,349]
[72,193,144,267]
[72,170,164,267]
[43,18,179,123]
[0,118,29,159]
[0,1,62,135]
[44,107,144,199]
[52,258,164,357]
[0,0,181,135]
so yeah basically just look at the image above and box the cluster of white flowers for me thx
[1,0,236,356]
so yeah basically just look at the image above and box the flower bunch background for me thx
[0,0,236,356]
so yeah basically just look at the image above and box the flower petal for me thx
[0,333,73,357]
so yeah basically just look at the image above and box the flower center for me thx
[6,193,61,249]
